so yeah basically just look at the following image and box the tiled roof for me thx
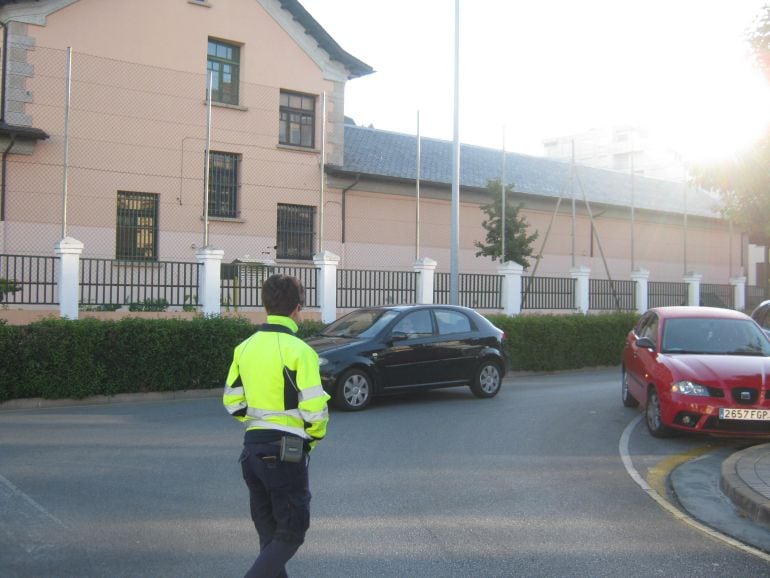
[335,125,719,218]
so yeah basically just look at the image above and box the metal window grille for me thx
[277,203,315,260]
[209,151,239,218]
[116,191,158,261]
[207,39,240,105]
[279,91,315,147]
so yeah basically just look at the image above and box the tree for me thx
[474,179,539,268]
[691,6,770,256]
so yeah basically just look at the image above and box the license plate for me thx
[719,408,770,421]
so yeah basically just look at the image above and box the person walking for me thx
[223,274,330,577]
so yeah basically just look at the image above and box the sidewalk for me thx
[721,442,770,530]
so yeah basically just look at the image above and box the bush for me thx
[487,312,638,371]
[0,312,638,402]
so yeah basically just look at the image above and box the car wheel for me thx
[646,387,673,438]
[333,368,372,411]
[621,367,639,408]
[470,361,502,398]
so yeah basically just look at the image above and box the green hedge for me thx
[487,312,639,371]
[0,313,636,402]
[0,317,326,402]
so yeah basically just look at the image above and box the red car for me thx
[622,306,770,437]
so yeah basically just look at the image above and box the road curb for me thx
[0,387,222,411]
[720,443,770,531]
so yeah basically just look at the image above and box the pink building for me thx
[0,0,749,311]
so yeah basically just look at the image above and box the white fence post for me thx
[498,261,523,315]
[196,246,224,316]
[314,250,340,324]
[413,257,437,304]
[630,268,649,314]
[730,276,746,311]
[570,265,591,314]
[54,236,83,320]
[683,272,702,306]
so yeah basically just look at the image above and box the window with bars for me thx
[207,38,240,105]
[277,203,315,260]
[279,91,316,148]
[116,191,158,260]
[209,151,240,218]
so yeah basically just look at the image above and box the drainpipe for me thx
[1,20,7,123]
[1,133,14,221]
[340,174,359,244]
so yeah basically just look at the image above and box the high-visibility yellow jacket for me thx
[223,316,330,447]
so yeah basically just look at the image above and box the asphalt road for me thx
[1,368,769,577]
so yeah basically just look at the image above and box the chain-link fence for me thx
[2,44,339,267]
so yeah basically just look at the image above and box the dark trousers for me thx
[239,442,311,578]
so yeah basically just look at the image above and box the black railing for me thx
[80,259,200,308]
[522,276,575,310]
[434,272,502,309]
[220,264,318,309]
[589,279,635,311]
[0,254,58,305]
[648,281,688,308]
[700,283,733,309]
[746,285,768,312]
[337,269,416,308]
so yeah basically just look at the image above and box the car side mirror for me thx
[636,337,655,350]
[390,331,409,342]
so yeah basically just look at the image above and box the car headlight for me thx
[671,381,711,396]
[318,356,328,367]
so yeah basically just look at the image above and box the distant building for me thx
[543,126,687,181]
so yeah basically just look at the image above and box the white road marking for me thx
[0,472,68,554]
[619,414,770,562]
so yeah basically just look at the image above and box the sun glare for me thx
[650,65,770,165]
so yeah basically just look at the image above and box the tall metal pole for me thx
[61,47,72,239]
[203,70,213,247]
[501,126,506,263]
[570,140,576,268]
[318,91,327,253]
[415,110,421,261]
[450,0,460,304]
[683,169,688,275]
[630,144,635,272]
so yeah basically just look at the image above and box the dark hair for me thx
[262,274,304,316]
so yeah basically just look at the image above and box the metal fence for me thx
[522,276,575,310]
[79,258,200,309]
[220,264,318,309]
[700,283,733,309]
[589,279,636,311]
[0,254,58,305]
[648,281,688,308]
[746,285,769,311]
[337,269,416,308]
[434,273,502,309]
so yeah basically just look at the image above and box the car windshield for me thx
[320,309,400,338]
[661,318,770,356]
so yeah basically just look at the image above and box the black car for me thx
[306,304,509,411]
[751,300,770,337]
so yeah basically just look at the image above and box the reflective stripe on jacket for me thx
[223,315,330,445]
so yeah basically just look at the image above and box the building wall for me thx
[0,0,347,264]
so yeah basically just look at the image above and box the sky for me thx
[299,0,770,164]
